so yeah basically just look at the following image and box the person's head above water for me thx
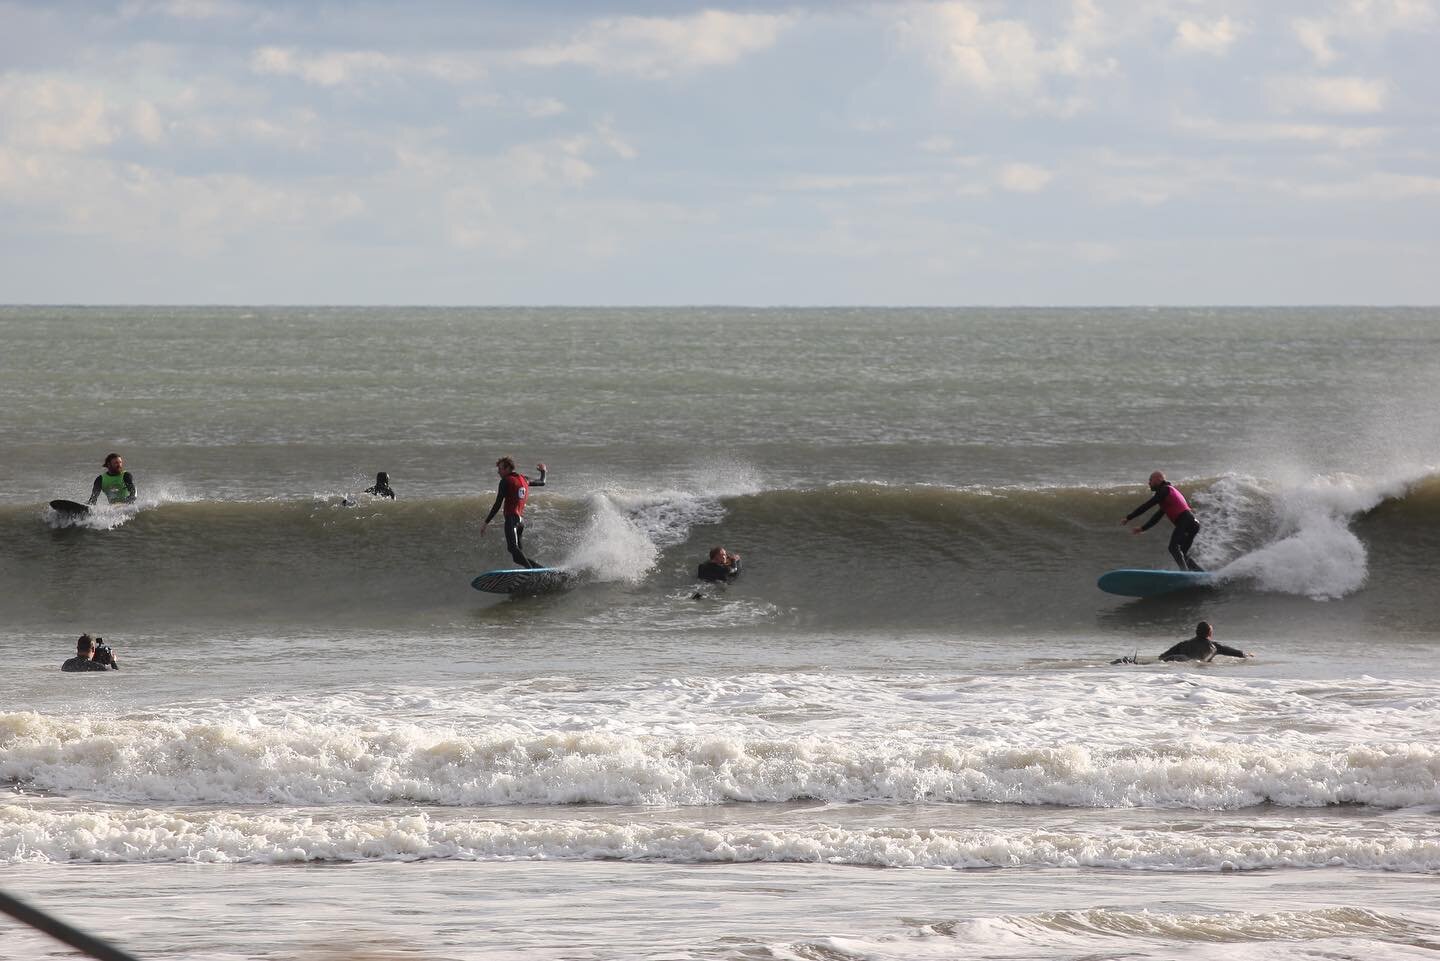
[375,471,390,486]
[709,546,729,563]
[1148,470,1167,490]
[1195,620,1213,639]
[76,633,95,656]
[104,453,124,474]
[495,456,516,476]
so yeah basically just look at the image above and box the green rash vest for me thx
[100,471,132,503]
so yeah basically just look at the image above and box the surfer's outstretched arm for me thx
[480,483,505,535]
[1122,492,1162,526]
[529,463,548,487]
[1212,643,1252,659]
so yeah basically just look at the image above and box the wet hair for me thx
[375,472,390,484]
[76,633,94,654]
[495,456,516,472]
[1196,621,1212,637]
[104,452,122,466]
[708,546,726,561]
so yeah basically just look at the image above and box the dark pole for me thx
[0,888,145,961]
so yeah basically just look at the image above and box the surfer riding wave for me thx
[480,458,548,569]
[1122,470,1204,571]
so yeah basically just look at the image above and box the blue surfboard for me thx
[471,567,574,595]
[1097,569,1215,598]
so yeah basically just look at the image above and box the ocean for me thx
[2,306,1439,960]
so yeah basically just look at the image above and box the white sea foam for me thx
[558,465,759,582]
[769,908,1439,961]
[3,705,1438,810]
[42,479,199,531]
[1202,469,1431,599]
[4,805,1439,871]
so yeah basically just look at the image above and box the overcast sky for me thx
[1,0,1436,305]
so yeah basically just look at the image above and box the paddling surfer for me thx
[1159,621,1252,661]
[1122,470,1203,571]
[480,458,548,569]
[87,453,136,506]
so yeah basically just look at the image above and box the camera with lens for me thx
[93,639,114,666]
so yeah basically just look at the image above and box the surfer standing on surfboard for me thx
[480,457,548,569]
[87,452,137,506]
[1121,470,1204,571]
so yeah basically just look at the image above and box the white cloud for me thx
[1173,16,1242,55]
[778,173,914,192]
[0,145,364,254]
[1273,170,1440,201]
[513,10,794,78]
[1173,112,1389,149]
[504,139,597,189]
[131,101,166,144]
[594,119,638,160]
[1268,75,1388,114]
[0,77,117,151]
[998,162,1053,192]
[897,1,1117,113]
[120,0,253,20]
[1294,0,1438,65]
[251,47,486,86]
[524,97,567,118]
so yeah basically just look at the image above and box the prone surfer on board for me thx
[1121,470,1203,571]
[87,452,136,506]
[1111,621,1253,664]
[1159,621,1252,662]
[480,457,548,568]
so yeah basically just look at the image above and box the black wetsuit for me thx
[697,558,741,583]
[485,469,547,568]
[1125,483,1203,572]
[364,482,395,499]
[1159,636,1246,662]
[61,657,115,672]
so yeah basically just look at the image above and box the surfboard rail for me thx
[1097,568,1215,598]
[471,567,574,595]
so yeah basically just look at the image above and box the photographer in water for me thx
[697,546,742,583]
[61,633,120,672]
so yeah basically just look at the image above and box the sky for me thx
[0,0,1436,305]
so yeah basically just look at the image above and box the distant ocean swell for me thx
[3,713,1438,810]
[3,471,1436,624]
[3,805,1438,871]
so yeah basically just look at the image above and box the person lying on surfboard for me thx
[480,457,548,569]
[87,452,136,506]
[1121,470,1203,571]
[1159,621,1252,661]
[1111,621,1253,664]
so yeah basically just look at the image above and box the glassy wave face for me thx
[3,473,1438,633]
